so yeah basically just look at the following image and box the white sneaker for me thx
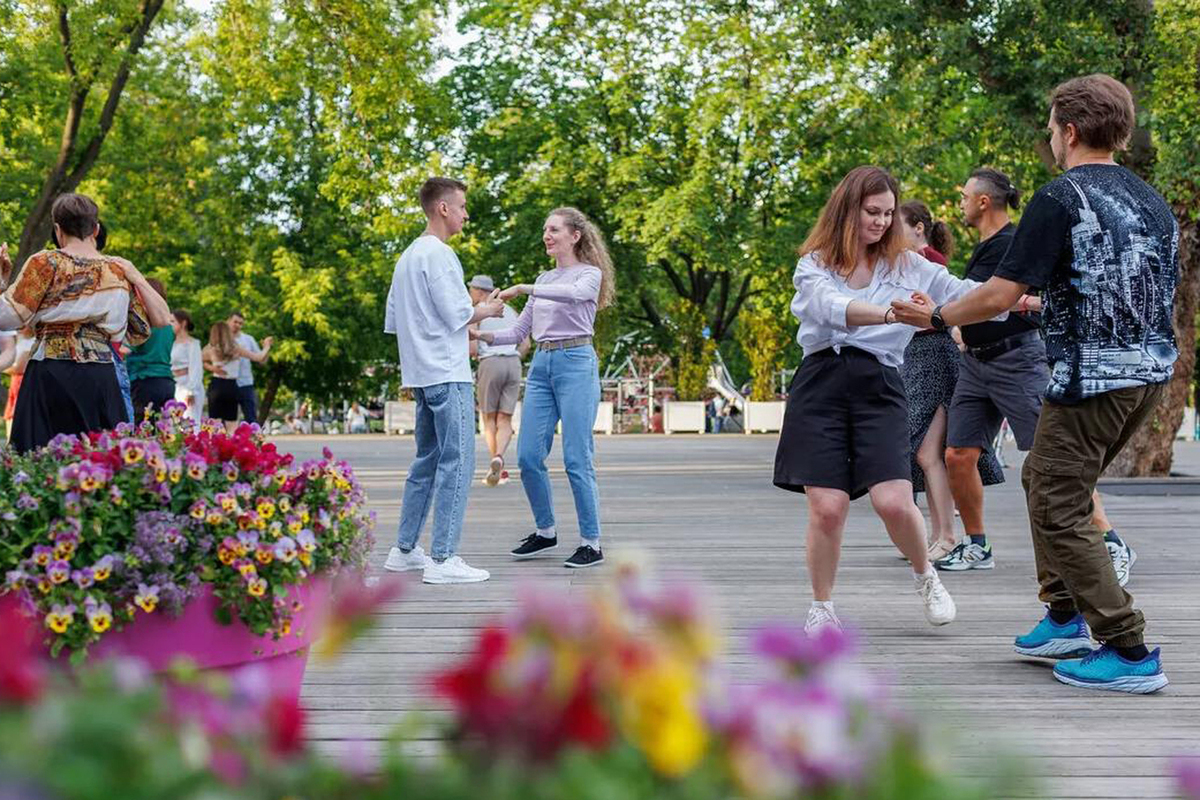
[423,555,490,585]
[1106,539,1136,588]
[484,456,503,487]
[384,545,431,572]
[915,570,956,626]
[804,603,842,635]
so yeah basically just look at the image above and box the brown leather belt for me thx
[537,336,592,351]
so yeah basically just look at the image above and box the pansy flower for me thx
[5,569,27,591]
[92,555,114,581]
[47,560,70,585]
[134,583,159,613]
[119,439,146,465]
[84,599,113,633]
[256,498,275,519]
[215,492,237,513]
[45,603,76,633]
[235,559,257,578]
[296,529,317,554]
[189,500,208,520]
[274,536,298,563]
[166,459,183,483]
[255,543,275,565]
[185,453,207,480]
[247,577,268,597]
[31,545,53,567]
[71,568,95,589]
[16,493,39,510]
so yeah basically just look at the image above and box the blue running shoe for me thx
[1013,611,1093,659]
[1053,645,1168,694]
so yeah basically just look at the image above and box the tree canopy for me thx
[1,0,1196,471]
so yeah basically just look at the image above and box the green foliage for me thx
[668,300,715,401]
[1150,0,1200,217]
[737,298,790,401]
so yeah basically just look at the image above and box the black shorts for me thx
[207,378,240,422]
[773,347,911,500]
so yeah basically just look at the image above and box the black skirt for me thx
[900,332,1005,493]
[773,347,911,500]
[10,359,128,454]
[207,377,239,421]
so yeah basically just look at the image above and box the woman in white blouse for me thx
[170,309,204,422]
[773,166,1001,635]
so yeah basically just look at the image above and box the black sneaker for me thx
[511,533,558,559]
[564,545,604,569]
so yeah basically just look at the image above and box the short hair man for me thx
[893,74,1179,693]
[939,169,1133,585]
[467,274,530,486]
[226,311,273,425]
[382,177,503,584]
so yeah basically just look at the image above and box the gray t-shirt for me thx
[235,332,260,387]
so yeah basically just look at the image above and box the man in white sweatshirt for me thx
[383,177,502,584]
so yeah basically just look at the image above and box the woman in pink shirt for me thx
[475,207,615,569]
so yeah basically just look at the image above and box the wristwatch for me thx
[929,305,947,332]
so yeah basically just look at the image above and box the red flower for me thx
[0,597,43,704]
[264,696,306,755]
[553,671,611,750]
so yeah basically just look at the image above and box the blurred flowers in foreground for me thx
[0,565,1024,800]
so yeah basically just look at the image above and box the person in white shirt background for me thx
[170,309,205,422]
[773,165,1009,636]
[467,273,530,486]
[381,177,504,585]
[226,311,273,425]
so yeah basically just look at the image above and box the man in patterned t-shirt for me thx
[892,74,1178,694]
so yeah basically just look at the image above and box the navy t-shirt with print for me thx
[994,164,1179,404]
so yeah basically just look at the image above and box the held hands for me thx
[890,291,936,329]
[478,288,504,319]
[468,328,496,345]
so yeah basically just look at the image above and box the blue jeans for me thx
[237,385,258,424]
[517,346,601,540]
[110,345,134,423]
[396,382,476,561]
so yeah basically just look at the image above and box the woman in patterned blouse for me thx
[0,194,170,452]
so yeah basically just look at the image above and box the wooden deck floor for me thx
[287,434,1200,800]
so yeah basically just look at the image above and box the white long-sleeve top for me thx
[791,250,998,368]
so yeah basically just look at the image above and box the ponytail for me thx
[927,220,955,260]
[970,168,1021,211]
[899,200,954,260]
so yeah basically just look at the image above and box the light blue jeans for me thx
[396,382,476,562]
[110,344,134,423]
[517,345,601,541]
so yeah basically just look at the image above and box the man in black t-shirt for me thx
[892,75,1177,695]
[937,170,1132,582]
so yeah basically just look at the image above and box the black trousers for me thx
[131,376,176,422]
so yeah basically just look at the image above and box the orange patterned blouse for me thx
[0,250,151,363]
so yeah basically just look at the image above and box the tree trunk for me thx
[1105,212,1199,476]
[14,0,166,270]
[258,368,285,423]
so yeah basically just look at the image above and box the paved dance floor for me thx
[286,434,1200,799]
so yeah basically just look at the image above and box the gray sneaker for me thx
[935,541,994,571]
[1106,539,1136,588]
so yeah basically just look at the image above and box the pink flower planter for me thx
[87,576,331,702]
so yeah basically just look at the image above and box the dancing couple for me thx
[383,178,612,583]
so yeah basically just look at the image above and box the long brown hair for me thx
[799,166,907,275]
[549,207,616,309]
[208,321,237,361]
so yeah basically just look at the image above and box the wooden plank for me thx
[280,435,1200,800]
